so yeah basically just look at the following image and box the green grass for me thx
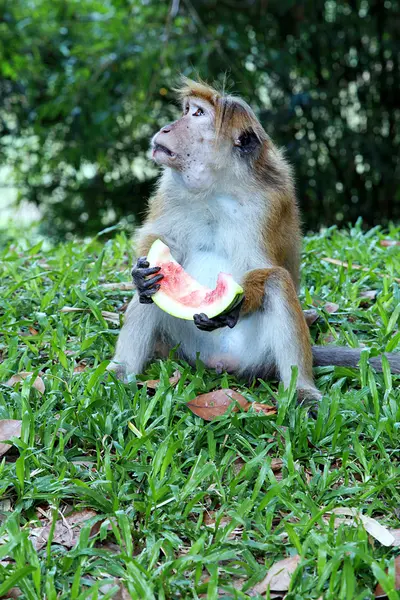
[0,222,399,599]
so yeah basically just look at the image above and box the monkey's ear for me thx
[233,130,260,154]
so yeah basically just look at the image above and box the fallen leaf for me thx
[204,511,232,529]
[252,402,277,416]
[117,301,129,313]
[0,420,22,458]
[232,457,246,475]
[270,458,284,472]
[375,555,400,597]
[304,302,339,327]
[390,529,400,546]
[359,290,378,301]
[250,554,301,595]
[324,302,340,314]
[138,370,182,391]
[6,372,45,395]
[379,240,400,247]
[319,332,336,344]
[187,389,250,420]
[73,361,88,374]
[303,309,319,326]
[322,257,400,284]
[29,327,39,336]
[187,390,276,421]
[29,509,99,550]
[330,508,395,546]
[0,588,22,598]
[99,580,130,599]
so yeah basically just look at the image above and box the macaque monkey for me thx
[109,78,400,401]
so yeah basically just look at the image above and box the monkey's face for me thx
[151,98,221,191]
[151,94,267,192]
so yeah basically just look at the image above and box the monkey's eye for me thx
[234,130,260,154]
[193,107,204,116]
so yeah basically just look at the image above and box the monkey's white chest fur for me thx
[160,194,269,373]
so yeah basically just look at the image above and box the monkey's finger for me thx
[196,313,211,322]
[142,274,164,289]
[140,266,162,277]
[194,322,216,331]
[141,284,161,297]
[139,296,154,304]
[137,256,150,268]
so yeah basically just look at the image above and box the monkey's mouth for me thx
[152,143,176,160]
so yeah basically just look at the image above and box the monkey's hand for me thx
[193,297,244,332]
[131,256,164,304]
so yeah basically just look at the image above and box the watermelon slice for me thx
[146,239,244,320]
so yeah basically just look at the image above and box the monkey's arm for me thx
[241,269,272,314]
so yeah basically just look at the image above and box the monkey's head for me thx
[151,78,276,192]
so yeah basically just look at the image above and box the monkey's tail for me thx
[312,346,400,374]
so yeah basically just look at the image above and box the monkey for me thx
[109,78,400,402]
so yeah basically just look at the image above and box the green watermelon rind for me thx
[146,239,244,321]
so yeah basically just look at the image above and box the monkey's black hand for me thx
[132,256,164,304]
[193,297,244,332]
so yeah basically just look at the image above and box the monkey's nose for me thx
[160,125,171,134]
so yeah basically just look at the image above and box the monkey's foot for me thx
[107,361,128,382]
[297,386,322,416]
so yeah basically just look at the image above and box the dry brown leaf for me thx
[232,457,246,475]
[203,511,243,539]
[99,580,130,599]
[250,555,301,595]
[252,402,277,416]
[379,240,400,247]
[303,309,319,326]
[359,290,378,302]
[270,458,284,472]
[29,327,39,336]
[187,389,250,421]
[324,302,340,313]
[0,420,22,458]
[187,390,276,421]
[204,511,232,529]
[117,301,129,313]
[322,257,400,283]
[29,509,99,550]
[73,361,88,374]
[390,529,400,546]
[6,372,45,395]
[137,370,182,391]
[375,555,400,597]
[0,588,22,598]
[330,508,395,546]
[304,302,339,327]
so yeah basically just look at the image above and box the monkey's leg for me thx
[243,268,321,403]
[108,295,161,380]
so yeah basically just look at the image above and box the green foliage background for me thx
[1,0,399,236]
